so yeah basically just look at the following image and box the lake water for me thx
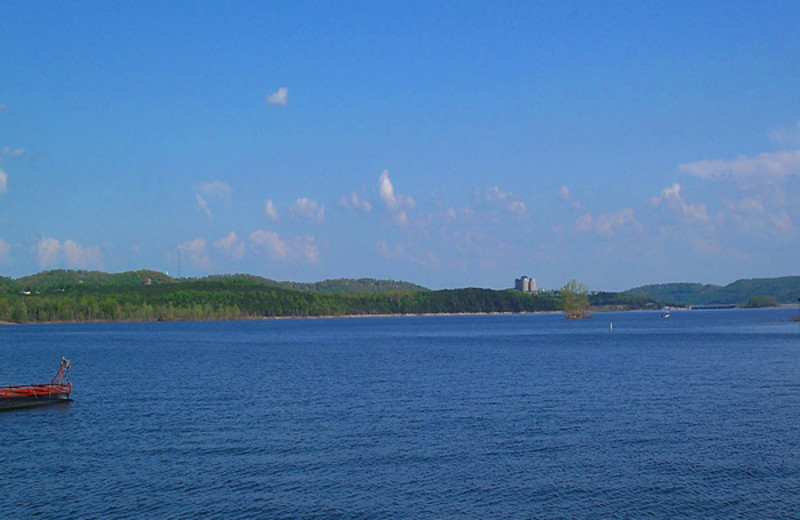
[2,308,799,518]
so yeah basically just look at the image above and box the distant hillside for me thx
[200,274,426,293]
[623,283,716,306]
[588,291,660,310]
[4,270,798,322]
[285,278,427,293]
[12,269,173,291]
[6,270,426,296]
[0,272,554,324]
[625,276,800,306]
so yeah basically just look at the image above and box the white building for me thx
[514,275,538,293]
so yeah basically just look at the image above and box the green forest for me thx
[0,270,560,323]
[624,276,800,306]
[1,269,795,324]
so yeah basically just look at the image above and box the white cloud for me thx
[264,199,279,221]
[0,169,7,194]
[379,170,415,226]
[675,132,800,235]
[37,236,103,269]
[290,197,325,224]
[379,170,415,211]
[482,186,528,217]
[301,235,319,263]
[679,149,800,181]
[340,191,373,212]
[249,230,319,263]
[651,183,709,221]
[266,87,288,106]
[194,180,232,219]
[37,237,61,268]
[196,193,212,218]
[179,238,211,269]
[63,240,103,269]
[199,180,232,197]
[379,170,398,209]
[721,194,794,233]
[1,147,24,158]
[249,230,289,261]
[558,185,582,210]
[214,231,245,261]
[576,208,639,236]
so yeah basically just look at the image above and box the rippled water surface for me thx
[2,309,799,518]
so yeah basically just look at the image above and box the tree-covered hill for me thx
[623,283,713,306]
[201,274,426,293]
[588,291,659,310]
[284,278,427,293]
[6,270,426,295]
[0,270,556,323]
[2,269,797,324]
[13,269,173,291]
[625,276,800,306]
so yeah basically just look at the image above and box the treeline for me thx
[625,276,800,306]
[588,291,659,310]
[17,267,789,325]
[7,269,426,294]
[0,277,560,324]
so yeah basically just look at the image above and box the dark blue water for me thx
[2,308,799,518]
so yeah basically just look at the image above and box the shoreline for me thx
[3,305,796,326]
[0,310,566,326]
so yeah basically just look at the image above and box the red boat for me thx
[0,358,72,411]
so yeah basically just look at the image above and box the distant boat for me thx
[661,308,671,318]
[0,358,72,411]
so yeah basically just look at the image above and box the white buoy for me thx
[610,322,613,331]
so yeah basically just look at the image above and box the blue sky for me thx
[1,1,799,290]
